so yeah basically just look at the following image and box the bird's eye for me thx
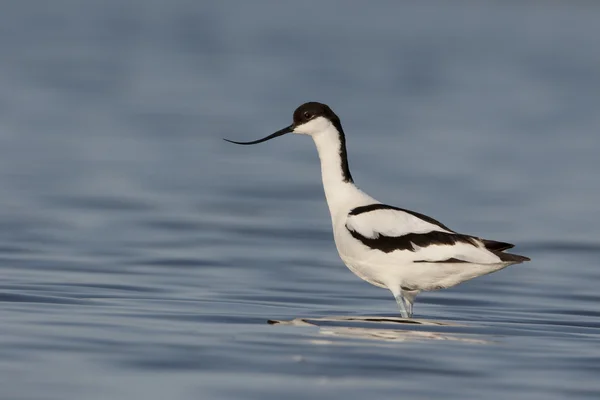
[303,111,312,119]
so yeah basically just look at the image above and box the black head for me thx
[292,102,340,127]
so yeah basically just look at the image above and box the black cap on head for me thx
[292,102,340,127]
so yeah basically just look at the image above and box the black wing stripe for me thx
[349,204,454,232]
[491,250,530,262]
[346,228,478,254]
[482,239,514,251]
[414,258,470,263]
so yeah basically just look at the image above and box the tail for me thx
[494,251,530,263]
[481,239,530,263]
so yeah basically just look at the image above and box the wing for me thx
[481,239,514,252]
[347,204,454,238]
[345,204,529,264]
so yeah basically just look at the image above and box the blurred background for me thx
[1,1,599,399]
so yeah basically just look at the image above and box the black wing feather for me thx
[481,239,514,252]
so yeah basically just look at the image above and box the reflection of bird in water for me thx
[226,102,529,318]
[318,327,491,344]
[270,317,490,344]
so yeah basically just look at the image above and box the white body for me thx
[296,116,520,311]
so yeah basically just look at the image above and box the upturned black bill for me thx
[224,125,293,145]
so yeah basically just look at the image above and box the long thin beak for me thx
[224,125,293,145]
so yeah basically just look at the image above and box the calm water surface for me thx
[1,1,600,399]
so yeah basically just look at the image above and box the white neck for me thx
[311,125,374,220]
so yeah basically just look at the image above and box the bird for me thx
[225,102,530,318]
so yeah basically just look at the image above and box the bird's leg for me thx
[394,293,413,319]
[390,286,418,319]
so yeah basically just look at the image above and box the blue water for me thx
[1,1,600,399]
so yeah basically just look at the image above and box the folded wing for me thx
[346,204,529,264]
